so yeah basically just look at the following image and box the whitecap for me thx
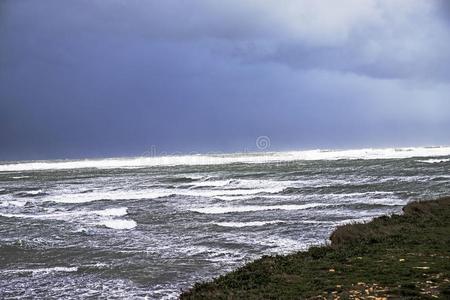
[42,186,284,204]
[7,200,27,207]
[0,206,129,220]
[335,217,375,225]
[33,266,78,274]
[416,158,450,164]
[366,199,408,206]
[74,227,89,234]
[98,219,137,230]
[213,220,285,228]
[185,179,231,187]
[2,266,78,275]
[21,189,44,196]
[300,217,374,225]
[189,203,327,214]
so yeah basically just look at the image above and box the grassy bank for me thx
[181,197,450,299]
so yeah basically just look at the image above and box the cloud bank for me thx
[0,0,449,159]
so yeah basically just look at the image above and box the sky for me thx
[1,0,450,160]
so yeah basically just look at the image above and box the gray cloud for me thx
[1,0,449,160]
[439,0,450,19]
[3,0,449,80]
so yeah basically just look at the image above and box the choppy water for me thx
[1,147,449,299]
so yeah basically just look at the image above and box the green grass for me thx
[181,197,450,299]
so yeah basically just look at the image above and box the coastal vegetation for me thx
[182,197,450,299]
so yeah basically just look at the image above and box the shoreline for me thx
[181,197,450,299]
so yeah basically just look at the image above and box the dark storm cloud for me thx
[1,0,450,160]
[439,0,450,19]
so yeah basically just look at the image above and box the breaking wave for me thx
[213,220,285,227]
[1,146,449,172]
[98,219,137,230]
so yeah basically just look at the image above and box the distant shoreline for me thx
[181,197,450,299]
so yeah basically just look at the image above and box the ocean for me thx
[1,147,449,299]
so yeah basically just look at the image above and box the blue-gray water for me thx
[0,148,449,299]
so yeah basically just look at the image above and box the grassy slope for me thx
[181,197,450,299]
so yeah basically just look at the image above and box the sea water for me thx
[0,147,449,298]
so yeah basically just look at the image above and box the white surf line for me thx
[1,146,450,171]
